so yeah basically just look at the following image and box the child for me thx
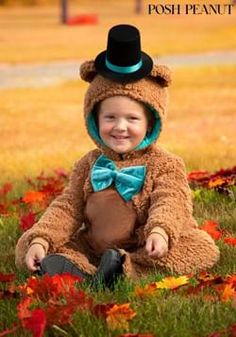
[15,24,219,287]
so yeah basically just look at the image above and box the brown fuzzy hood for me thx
[80,60,172,160]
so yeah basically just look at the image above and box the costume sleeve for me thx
[15,153,90,269]
[144,156,193,248]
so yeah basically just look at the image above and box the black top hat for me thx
[94,24,153,83]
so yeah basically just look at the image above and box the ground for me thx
[0,2,235,336]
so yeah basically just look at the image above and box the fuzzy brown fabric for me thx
[15,146,219,277]
[15,60,220,278]
[81,62,171,141]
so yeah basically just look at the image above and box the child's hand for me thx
[145,233,169,258]
[25,244,46,272]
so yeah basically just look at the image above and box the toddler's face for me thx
[98,96,149,154]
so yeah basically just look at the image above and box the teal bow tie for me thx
[91,155,146,201]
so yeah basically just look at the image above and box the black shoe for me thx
[37,254,89,279]
[92,249,124,289]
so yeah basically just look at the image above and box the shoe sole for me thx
[40,254,88,278]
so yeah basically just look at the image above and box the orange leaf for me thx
[224,237,236,247]
[225,275,236,289]
[134,282,157,298]
[208,178,225,188]
[221,284,236,302]
[106,303,136,331]
[17,297,33,322]
[200,220,222,240]
[155,276,189,290]
[22,191,46,205]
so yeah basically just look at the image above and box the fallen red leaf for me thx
[17,273,93,330]
[0,183,13,197]
[186,273,224,296]
[0,289,19,300]
[224,237,236,247]
[187,170,209,182]
[200,220,222,240]
[0,272,15,283]
[19,212,37,231]
[92,303,116,318]
[23,172,67,210]
[188,166,236,189]
[0,324,19,337]
[24,308,46,337]
[17,297,33,322]
[45,301,75,326]
[19,273,83,301]
[229,324,236,337]
[22,191,46,206]
[118,332,155,337]
[206,333,222,337]
[0,203,10,215]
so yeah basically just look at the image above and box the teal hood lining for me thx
[86,103,162,151]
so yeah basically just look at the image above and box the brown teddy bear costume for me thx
[15,24,219,279]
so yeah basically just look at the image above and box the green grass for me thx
[0,180,235,337]
[0,6,235,332]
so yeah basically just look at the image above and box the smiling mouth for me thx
[111,136,129,140]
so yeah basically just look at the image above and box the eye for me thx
[104,115,115,119]
[129,116,139,120]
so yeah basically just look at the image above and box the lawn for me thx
[0,64,235,336]
[0,2,235,336]
[0,64,235,184]
[0,0,235,63]
[0,165,235,337]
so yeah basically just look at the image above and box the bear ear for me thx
[149,64,172,87]
[80,60,97,83]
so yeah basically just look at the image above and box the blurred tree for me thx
[135,0,143,13]
[61,0,68,23]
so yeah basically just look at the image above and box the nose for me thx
[114,118,127,131]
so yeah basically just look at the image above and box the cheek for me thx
[129,124,148,137]
[99,123,112,136]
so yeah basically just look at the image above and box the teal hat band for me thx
[105,58,143,74]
